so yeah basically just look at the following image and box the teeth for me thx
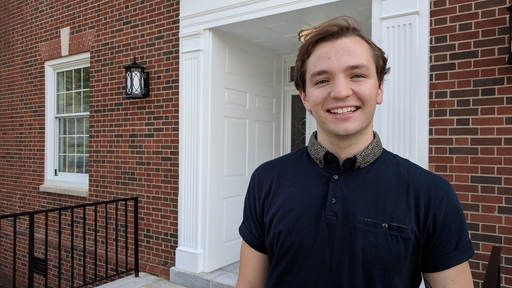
[330,107,356,114]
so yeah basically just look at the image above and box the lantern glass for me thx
[126,71,132,94]
[133,70,141,94]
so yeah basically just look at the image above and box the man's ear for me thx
[299,89,311,112]
[377,81,384,105]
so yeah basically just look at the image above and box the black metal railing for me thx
[0,197,139,288]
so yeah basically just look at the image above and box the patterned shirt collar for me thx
[307,131,383,169]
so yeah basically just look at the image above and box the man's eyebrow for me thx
[308,69,329,81]
[345,64,371,72]
[308,64,372,81]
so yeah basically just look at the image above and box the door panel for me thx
[206,29,282,271]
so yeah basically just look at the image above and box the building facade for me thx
[1,0,180,281]
[0,0,511,287]
[430,0,512,286]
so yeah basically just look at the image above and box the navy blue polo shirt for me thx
[239,132,474,287]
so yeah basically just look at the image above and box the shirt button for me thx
[333,175,338,180]
[382,223,388,229]
[331,198,336,204]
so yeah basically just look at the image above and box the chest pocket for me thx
[356,218,416,284]
[357,218,412,237]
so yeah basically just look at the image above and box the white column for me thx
[372,0,430,168]
[176,31,207,273]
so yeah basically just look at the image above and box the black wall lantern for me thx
[507,5,512,65]
[124,56,149,98]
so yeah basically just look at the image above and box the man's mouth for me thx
[329,107,357,114]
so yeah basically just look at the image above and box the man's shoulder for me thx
[254,146,311,173]
[378,149,451,186]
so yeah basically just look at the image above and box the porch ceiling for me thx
[214,0,372,55]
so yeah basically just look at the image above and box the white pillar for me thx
[372,0,430,168]
[176,31,207,273]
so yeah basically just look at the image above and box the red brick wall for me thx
[0,0,180,281]
[430,1,512,287]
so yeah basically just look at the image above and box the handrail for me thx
[0,197,140,288]
[0,197,138,220]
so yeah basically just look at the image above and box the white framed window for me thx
[282,55,316,154]
[40,52,90,197]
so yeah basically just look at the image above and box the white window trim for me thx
[40,52,90,197]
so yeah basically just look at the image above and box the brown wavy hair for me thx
[294,16,390,92]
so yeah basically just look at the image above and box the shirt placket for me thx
[325,154,342,222]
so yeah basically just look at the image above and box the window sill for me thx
[39,181,88,197]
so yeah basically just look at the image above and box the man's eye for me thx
[314,79,328,85]
[352,74,365,79]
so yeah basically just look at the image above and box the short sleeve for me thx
[421,181,474,272]
[239,170,268,254]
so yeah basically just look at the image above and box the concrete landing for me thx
[97,262,238,288]
[169,261,239,288]
[97,272,186,288]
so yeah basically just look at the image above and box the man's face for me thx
[299,36,383,145]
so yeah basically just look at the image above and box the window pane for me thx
[73,92,82,113]
[59,135,67,154]
[74,68,82,90]
[84,155,89,173]
[84,118,89,135]
[57,72,65,93]
[68,118,76,135]
[65,92,73,114]
[84,136,89,154]
[76,155,84,173]
[67,155,76,173]
[59,155,67,172]
[67,136,76,155]
[82,90,90,113]
[65,70,73,91]
[76,117,85,135]
[291,94,306,152]
[59,119,67,136]
[83,67,90,89]
[57,93,65,114]
[76,136,84,154]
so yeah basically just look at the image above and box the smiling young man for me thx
[237,16,474,287]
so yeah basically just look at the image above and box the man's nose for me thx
[330,78,352,99]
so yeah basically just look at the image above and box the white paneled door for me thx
[205,30,282,271]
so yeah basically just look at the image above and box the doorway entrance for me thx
[177,0,429,274]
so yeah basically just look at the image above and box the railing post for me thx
[124,200,128,273]
[115,201,119,274]
[13,217,17,288]
[71,209,75,287]
[134,198,139,277]
[28,214,35,288]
